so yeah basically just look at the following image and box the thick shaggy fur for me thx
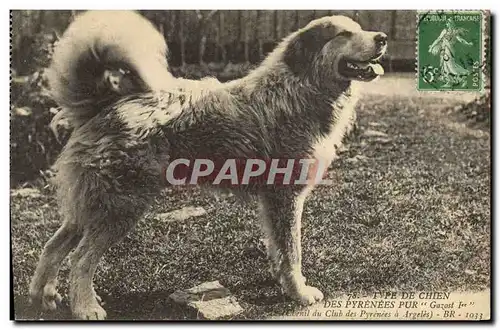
[29,11,387,320]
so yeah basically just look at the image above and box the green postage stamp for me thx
[417,10,486,91]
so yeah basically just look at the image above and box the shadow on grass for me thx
[14,277,293,320]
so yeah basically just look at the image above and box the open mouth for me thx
[338,56,385,81]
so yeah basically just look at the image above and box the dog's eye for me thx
[337,31,353,38]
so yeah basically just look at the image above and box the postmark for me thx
[417,10,485,91]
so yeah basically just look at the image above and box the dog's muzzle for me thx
[337,57,385,81]
[337,32,387,82]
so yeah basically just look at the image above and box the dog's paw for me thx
[29,282,62,311]
[292,285,324,306]
[41,283,63,311]
[73,302,107,320]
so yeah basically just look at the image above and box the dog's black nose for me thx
[374,33,387,46]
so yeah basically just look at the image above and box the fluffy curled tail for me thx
[48,10,174,131]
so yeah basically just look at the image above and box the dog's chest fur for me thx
[311,83,359,168]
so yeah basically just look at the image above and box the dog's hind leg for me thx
[68,213,139,320]
[29,221,81,311]
[260,188,323,306]
[67,188,152,320]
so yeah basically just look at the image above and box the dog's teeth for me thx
[347,62,358,69]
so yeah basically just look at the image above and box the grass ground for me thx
[11,73,490,320]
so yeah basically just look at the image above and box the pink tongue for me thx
[369,63,384,75]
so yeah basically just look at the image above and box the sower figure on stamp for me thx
[428,18,473,88]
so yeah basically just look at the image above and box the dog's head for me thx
[283,15,387,84]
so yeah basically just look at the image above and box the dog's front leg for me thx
[260,188,324,305]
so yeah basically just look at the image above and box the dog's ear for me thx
[283,25,337,75]
[103,69,123,93]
